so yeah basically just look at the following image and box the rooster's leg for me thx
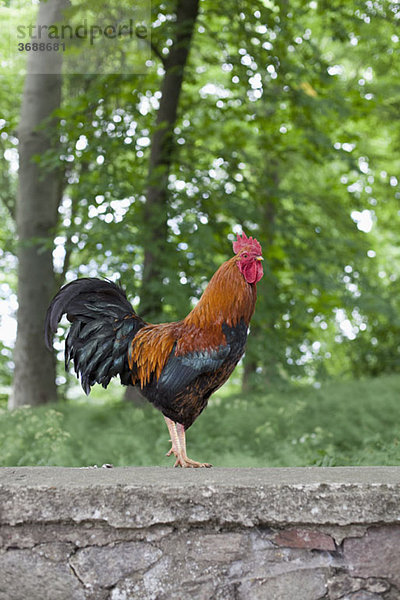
[164,416,212,468]
[164,416,181,458]
[175,422,212,468]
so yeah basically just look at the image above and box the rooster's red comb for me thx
[232,231,262,255]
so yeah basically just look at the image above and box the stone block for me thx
[0,550,84,600]
[328,573,390,599]
[274,528,336,551]
[238,568,328,600]
[69,542,162,588]
[343,526,400,589]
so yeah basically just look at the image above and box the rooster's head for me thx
[233,231,263,284]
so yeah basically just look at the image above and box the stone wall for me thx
[1,466,400,599]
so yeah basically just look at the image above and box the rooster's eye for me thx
[243,253,248,258]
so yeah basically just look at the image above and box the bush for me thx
[0,374,399,467]
[0,405,70,466]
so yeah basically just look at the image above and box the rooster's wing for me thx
[156,343,231,398]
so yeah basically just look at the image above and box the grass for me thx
[0,374,400,467]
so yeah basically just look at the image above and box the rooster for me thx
[45,232,263,467]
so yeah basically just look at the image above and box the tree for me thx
[10,0,69,408]
[125,0,200,403]
[4,0,399,402]
[140,0,200,321]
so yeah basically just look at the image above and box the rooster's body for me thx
[45,232,263,467]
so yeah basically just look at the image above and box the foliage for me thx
[0,374,399,467]
[0,0,399,393]
[53,0,400,387]
[0,405,70,465]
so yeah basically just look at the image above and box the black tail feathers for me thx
[45,278,146,394]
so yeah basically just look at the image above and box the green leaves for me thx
[1,0,399,391]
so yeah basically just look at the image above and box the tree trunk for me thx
[139,0,200,322]
[10,0,69,409]
[125,0,199,405]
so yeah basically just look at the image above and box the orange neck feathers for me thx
[184,257,257,330]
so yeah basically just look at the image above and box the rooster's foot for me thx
[174,456,212,468]
[167,440,212,467]
[164,416,212,468]
[166,445,175,457]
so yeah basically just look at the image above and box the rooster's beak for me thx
[255,256,264,261]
